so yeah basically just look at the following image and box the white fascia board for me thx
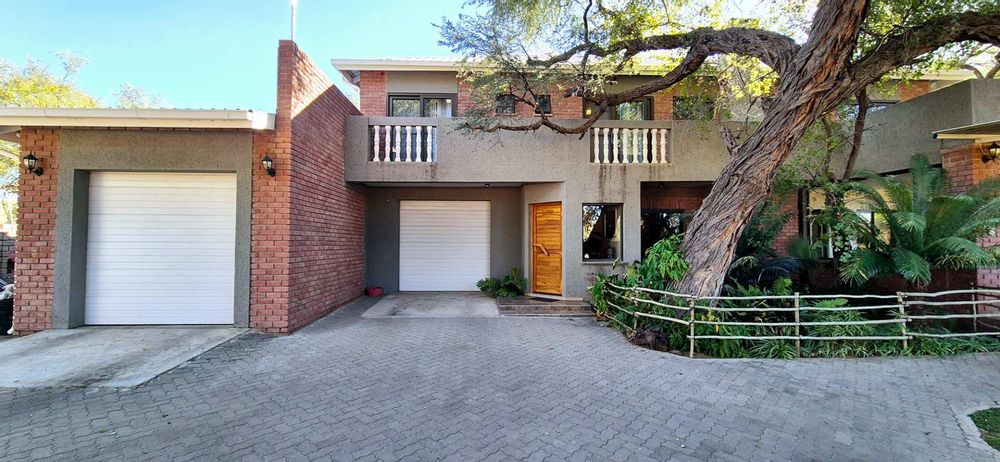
[0,108,276,130]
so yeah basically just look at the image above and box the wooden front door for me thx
[531,202,562,295]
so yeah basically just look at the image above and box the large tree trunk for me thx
[676,0,868,296]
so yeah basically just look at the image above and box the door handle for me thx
[533,243,549,256]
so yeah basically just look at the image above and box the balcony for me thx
[345,116,731,184]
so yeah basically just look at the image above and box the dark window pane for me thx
[582,204,623,260]
[390,98,420,117]
[616,100,649,121]
[496,94,517,115]
[534,95,552,114]
[641,210,685,257]
[422,98,453,117]
[672,96,714,120]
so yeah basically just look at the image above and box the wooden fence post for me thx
[688,298,696,359]
[794,292,801,358]
[971,282,979,333]
[896,292,908,350]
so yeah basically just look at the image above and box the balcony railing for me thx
[590,127,670,164]
[370,124,437,162]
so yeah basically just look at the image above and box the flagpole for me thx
[290,0,298,41]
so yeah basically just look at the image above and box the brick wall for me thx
[898,80,932,102]
[13,128,58,335]
[652,89,675,121]
[942,143,1000,289]
[250,40,365,333]
[359,71,387,116]
[640,185,709,211]
[772,194,800,256]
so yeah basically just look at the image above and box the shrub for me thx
[476,267,527,298]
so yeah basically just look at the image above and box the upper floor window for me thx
[672,96,715,121]
[534,95,552,115]
[389,94,455,117]
[614,98,652,121]
[496,94,517,115]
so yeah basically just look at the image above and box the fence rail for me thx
[601,283,1000,358]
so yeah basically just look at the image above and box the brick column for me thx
[359,71,387,116]
[942,143,1000,289]
[250,41,365,334]
[13,128,59,335]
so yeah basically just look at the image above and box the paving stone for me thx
[2,300,1000,461]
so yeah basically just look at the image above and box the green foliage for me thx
[476,267,528,297]
[630,235,688,290]
[971,408,1000,451]
[839,154,1000,287]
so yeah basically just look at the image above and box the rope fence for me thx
[600,283,1000,358]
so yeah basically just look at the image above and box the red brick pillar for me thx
[12,128,59,335]
[942,143,1000,288]
[250,40,365,334]
[359,71,387,116]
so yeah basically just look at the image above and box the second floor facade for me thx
[331,57,972,184]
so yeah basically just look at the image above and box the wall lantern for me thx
[22,153,43,176]
[985,142,1000,164]
[261,155,276,176]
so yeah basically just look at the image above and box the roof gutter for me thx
[0,108,276,133]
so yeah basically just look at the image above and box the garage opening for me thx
[84,172,237,325]
[399,200,490,291]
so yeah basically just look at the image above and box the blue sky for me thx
[3,0,468,111]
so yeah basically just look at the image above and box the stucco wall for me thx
[854,79,1000,174]
[364,186,523,293]
[54,129,254,328]
[386,71,459,94]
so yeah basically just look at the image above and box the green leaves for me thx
[841,154,1000,287]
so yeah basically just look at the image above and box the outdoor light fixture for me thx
[985,142,1000,164]
[22,153,43,176]
[262,155,276,176]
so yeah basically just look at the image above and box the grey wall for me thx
[364,186,523,293]
[346,117,731,298]
[854,79,1000,173]
[54,130,254,328]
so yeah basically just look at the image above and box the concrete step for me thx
[497,296,594,317]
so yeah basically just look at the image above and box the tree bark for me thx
[676,0,869,297]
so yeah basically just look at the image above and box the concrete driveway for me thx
[362,292,499,317]
[0,327,243,387]
[3,299,1000,460]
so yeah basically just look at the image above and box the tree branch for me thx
[527,27,800,76]
[842,88,868,180]
[850,11,1000,90]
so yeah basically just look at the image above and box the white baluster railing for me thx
[370,124,438,162]
[590,126,670,164]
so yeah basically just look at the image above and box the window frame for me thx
[582,203,624,262]
[387,93,458,118]
[533,95,552,115]
[611,97,654,121]
[496,94,517,116]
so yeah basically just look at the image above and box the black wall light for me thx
[22,153,43,176]
[262,155,276,176]
[984,142,1000,164]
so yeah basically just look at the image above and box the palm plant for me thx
[839,154,1000,287]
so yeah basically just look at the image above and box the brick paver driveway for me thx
[3,299,1000,461]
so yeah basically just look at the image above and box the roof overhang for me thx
[0,108,275,139]
[933,120,1000,143]
[330,57,675,86]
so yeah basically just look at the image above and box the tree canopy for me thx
[441,0,1000,296]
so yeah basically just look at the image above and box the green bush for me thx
[476,267,527,298]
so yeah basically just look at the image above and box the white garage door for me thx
[399,200,490,291]
[85,172,237,325]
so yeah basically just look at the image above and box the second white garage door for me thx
[399,200,490,291]
[85,172,237,325]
